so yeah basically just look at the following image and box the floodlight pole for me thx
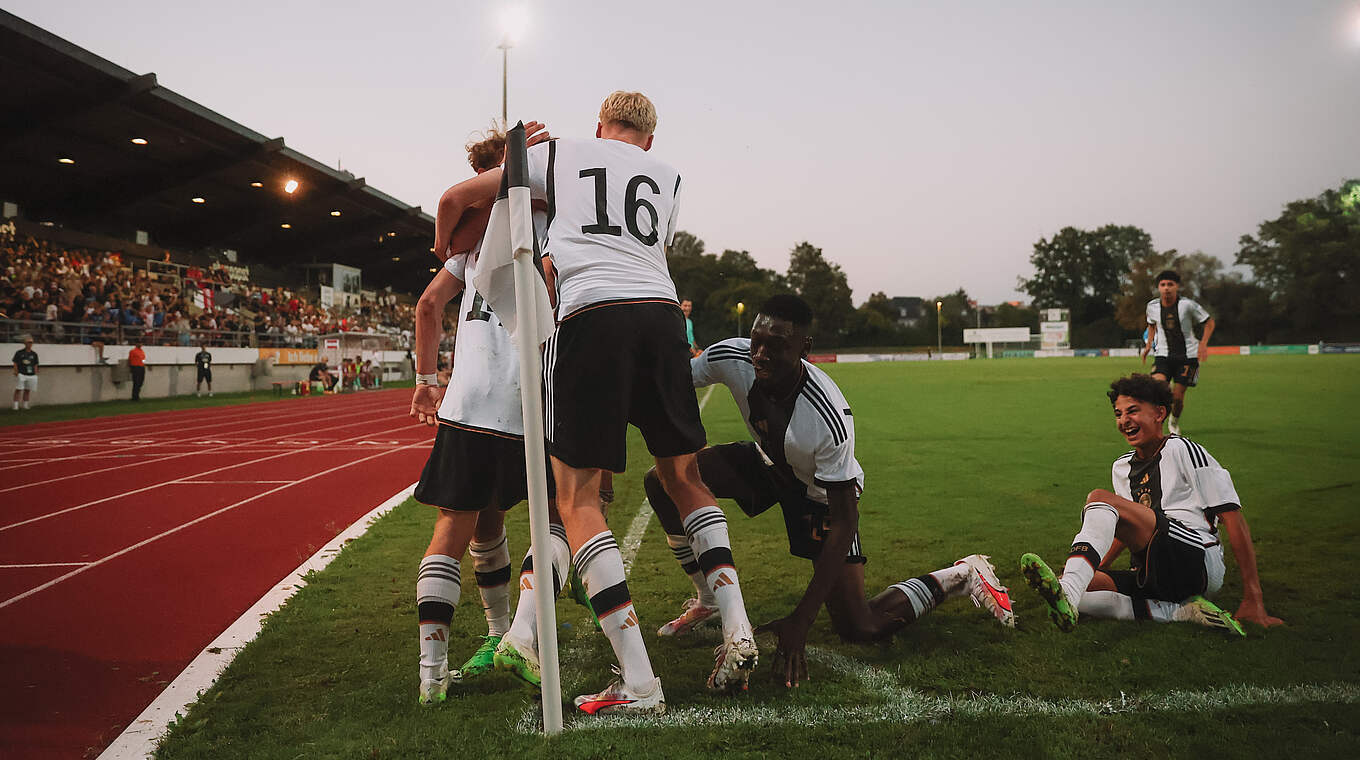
[936,301,943,358]
[499,39,512,128]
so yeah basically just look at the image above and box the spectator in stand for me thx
[12,336,38,411]
[128,341,146,400]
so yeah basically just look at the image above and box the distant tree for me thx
[921,288,975,346]
[993,302,1039,332]
[1019,224,1156,346]
[670,230,705,258]
[1236,179,1360,341]
[786,242,854,346]
[1115,249,1223,331]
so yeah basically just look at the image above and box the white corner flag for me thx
[473,123,562,734]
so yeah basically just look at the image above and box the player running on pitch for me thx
[434,92,758,714]
[1140,270,1215,435]
[408,125,571,705]
[1019,373,1282,634]
[645,295,1014,688]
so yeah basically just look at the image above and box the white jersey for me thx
[525,137,681,319]
[1111,435,1242,547]
[692,338,864,504]
[1146,297,1210,359]
[436,211,549,437]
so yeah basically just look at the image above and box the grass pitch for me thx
[154,356,1359,758]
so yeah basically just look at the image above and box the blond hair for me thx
[598,91,657,135]
[464,125,506,172]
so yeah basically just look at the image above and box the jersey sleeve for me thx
[1111,459,1133,500]
[665,176,681,247]
[1145,301,1157,326]
[1190,299,1211,324]
[525,141,553,203]
[1179,439,1242,518]
[690,338,745,388]
[812,416,861,488]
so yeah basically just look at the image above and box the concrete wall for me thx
[4,342,412,406]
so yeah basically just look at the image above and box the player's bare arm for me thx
[1198,316,1216,364]
[433,121,551,259]
[1219,509,1283,627]
[410,267,464,426]
[1141,323,1154,364]
[757,480,861,688]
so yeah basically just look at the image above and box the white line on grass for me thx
[96,483,419,760]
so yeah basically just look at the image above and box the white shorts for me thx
[15,374,37,392]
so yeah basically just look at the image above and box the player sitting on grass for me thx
[1019,373,1282,635]
[646,295,1016,689]
[408,125,569,706]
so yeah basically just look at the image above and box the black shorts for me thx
[544,301,706,473]
[1152,357,1199,387]
[697,442,866,564]
[197,368,212,383]
[1107,511,1208,602]
[414,421,555,512]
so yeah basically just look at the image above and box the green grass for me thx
[0,380,414,427]
[153,356,1360,758]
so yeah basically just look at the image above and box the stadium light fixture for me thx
[936,300,943,358]
[736,301,745,337]
[498,6,529,126]
[284,179,300,194]
[280,223,292,229]
[392,256,401,261]
[130,137,148,145]
[192,197,205,204]
[330,210,342,217]
[387,231,397,237]
[428,267,438,273]
[250,181,264,188]
[57,157,75,164]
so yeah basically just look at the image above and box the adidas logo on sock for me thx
[424,630,446,642]
[619,609,639,630]
[713,572,735,590]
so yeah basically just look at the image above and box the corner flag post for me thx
[504,123,563,734]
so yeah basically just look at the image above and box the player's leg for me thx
[1020,489,1157,631]
[644,466,719,634]
[460,510,511,679]
[1168,366,1192,433]
[12,381,20,410]
[417,507,479,704]
[497,501,570,687]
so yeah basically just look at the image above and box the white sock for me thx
[1059,501,1118,608]
[505,524,569,653]
[889,573,947,622]
[683,506,754,640]
[416,554,461,680]
[11,402,16,410]
[928,564,970,600]
[469,532,512,636]
[1079,590,1136,620]
[574,531,655,688]
[667,533,716,607]
[22,401,29,410]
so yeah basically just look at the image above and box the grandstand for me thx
[0,10,454,403]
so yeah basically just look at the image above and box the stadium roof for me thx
[0,10,438,294]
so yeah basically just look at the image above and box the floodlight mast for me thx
[498,8,528,128]
[936,300,943,358]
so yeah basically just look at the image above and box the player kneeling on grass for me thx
[408,127,570,706]
[1020,374,1283,635]
[646,295,1016,689]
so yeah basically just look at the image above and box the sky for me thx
[7,0,1359,304]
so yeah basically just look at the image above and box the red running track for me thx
[0,389,434,759]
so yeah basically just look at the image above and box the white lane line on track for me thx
[0,395,398,474]
[95,483,419,760]
[0,397,403,495]
[618,385,714,575]
[175,480,296,484]
[0,442,425,611]
[0,562,90,568]
[0,415,427,533]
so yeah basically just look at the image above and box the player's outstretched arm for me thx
[410,268,464,426]
[1219,510,1283,627]
[757,481,860,688]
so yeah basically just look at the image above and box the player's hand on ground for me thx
[1234,601,1283,628]
[755,615,810,688]
[410,385,443,427]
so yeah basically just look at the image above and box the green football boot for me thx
[1019,553,1078,632]
[493,638,541,687]
[458,634,502,679]
[1176,596,1246,637]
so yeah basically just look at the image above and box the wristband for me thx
[416,373,439,386]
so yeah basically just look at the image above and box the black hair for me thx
[1155,270,1181,284]
[758,294,813,329]
[1107,374,1173,411]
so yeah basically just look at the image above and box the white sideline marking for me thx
[96,483,419,760]
[618,386,714,574]
[0,562,89,568]
[177,480,294,485]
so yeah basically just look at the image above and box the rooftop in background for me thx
[0,10,435,294]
